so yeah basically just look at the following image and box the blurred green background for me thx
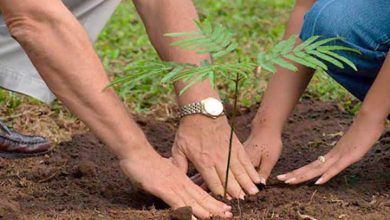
[0,0,359,115]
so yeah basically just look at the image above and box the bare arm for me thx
[133,0,262,199]
[0,1,231,218]
[278,55,389,185]
[0,0,145,158]
[133,0,217,105]
[252,0,317,135]
[244,0,317,184]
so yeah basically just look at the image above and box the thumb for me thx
[171,145,188,174]
[258,156,278,185]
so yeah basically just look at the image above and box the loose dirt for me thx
[0,99,389,219]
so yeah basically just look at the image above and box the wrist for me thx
[250,115,283,137]
[180,113,227,124]
[355,108,387,131]
[111,130,156,160]
[249,126,282,141]
[175,80,219,106]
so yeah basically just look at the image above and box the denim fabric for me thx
[300,0,390,101]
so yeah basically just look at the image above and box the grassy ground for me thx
[0,0,359,136]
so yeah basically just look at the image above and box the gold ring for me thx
[318,156,326,163]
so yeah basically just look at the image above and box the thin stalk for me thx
[223,72,240,199]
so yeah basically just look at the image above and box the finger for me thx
[187,182,233,218]
[171,145,188,174]
[230,157,259,195]
[276,161,323,183]
[216,164,245,199]
[176,188,212,219]
[316,159,352,185]
[154,187,186,210]
[238,148,262,184]
[257,154,279,185]
[277,156,337,184]
[199,167,225,196]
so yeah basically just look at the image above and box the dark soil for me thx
[0,99,389,219]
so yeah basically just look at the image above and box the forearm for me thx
[1,1,150,158]
[353,55,390,132]
[133,0,218,105]
[252,0,316,135]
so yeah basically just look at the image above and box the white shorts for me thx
[0,0,121,103]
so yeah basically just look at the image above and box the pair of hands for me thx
[120,112,385,219]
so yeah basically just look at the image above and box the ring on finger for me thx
[317,156,326,163]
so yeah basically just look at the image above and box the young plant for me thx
[110,19,359,199]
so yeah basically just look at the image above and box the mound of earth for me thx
[0,99,388,219]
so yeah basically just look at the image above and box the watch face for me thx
[202,98,223,116]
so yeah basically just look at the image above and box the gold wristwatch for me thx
[179,97,224,118]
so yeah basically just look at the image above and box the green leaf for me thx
[306,56,328,70]
[284,54,318,69]
[317,45,362,55]
[256,52,267,65]
[281,35,298,54]
[308,50,344,69]
[305,36,343,51]
[261,61,277,73]
[164,32,200,37]
[161,65,185,83]
[293,35,320,52]
[322,50,358,71]
[179,74,204,95]
[272,57,298,72]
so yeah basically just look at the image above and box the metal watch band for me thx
[179,102,202,118]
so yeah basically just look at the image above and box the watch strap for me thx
[179,102,202,118]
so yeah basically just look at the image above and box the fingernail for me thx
[315,177,323,185]
[225,211,233,218]
[227,195,232,200]
[249,187,259,195]
[277,174,287,180]
[285,177,296,184]
[254,175,262,183]
[259,177,267,185]
[239,194,245,200]
[223,204,232,211]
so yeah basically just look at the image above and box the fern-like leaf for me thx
[257,35,360,73]
[164,19,238,59]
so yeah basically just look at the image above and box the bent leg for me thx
[0,0,120,103]
[300,0,390,101]
[0,0,143,156]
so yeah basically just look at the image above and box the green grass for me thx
[0,0,358,114]
[95,0,357,112]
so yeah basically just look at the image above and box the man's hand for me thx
[171,115,261,199]
[120,146,233,219]
[244,132,283,185]
[277,114,386,185]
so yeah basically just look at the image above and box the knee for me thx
[2,1,70,43]
[300,2,353,41]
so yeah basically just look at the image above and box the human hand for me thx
[244,131,283,185]
[277,115,385,185]
[120,146,232,219]
[171,115,261,199]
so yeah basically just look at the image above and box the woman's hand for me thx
[244,131,283,185]
[277,114,386,185]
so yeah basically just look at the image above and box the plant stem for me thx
[223,72,240,199]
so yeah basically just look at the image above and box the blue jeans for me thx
[300,0,390,101]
